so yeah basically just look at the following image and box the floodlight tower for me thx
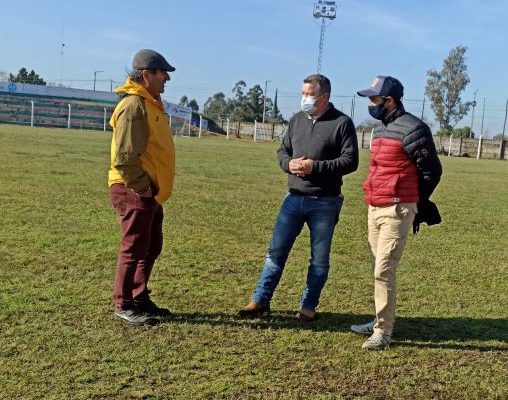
[313,1,337,73]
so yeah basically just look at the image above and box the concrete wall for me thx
[0,81,117,103]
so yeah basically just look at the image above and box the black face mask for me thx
[368,101,387,120]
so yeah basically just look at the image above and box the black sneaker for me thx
[115,308,156,326]
[135,299,172,318]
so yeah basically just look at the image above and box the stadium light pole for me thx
[262,80,271,123]
[60,43,65,85]
[93,70,103,91]
[313,1,337,73]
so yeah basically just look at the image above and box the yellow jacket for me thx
[108,79,175,204]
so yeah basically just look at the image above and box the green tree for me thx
[8,67,46,85]
[204,81,282,124]
[425,45,471,132]
[229,81,249,122]
[203,92,229,120]
[243,84,264,122]
[178,95,199,112]
[232,80,246,102]
[179,95,188,107]
[271,88,284,123]
[437,126,471,138]
[188,99,199,112]
[453,126,471,138]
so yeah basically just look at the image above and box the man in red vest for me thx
[352,76,442,350]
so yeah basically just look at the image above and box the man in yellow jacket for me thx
[108,49,175,325]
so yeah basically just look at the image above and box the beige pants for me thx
[368,203,416,335]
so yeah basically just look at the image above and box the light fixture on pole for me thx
[93,70,104,91]
[262,80,271,124]
[313,1,337,73]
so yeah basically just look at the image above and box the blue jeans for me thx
[252,192,343,310]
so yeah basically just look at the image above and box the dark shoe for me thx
[351,319,376,335]
[297,309,318,323]
[238,301,270,317]
[135,299,172,318]
[115,308,156,326]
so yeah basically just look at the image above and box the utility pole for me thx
[313,1,336,73]
[262,80,271,123]
[498,98,508,160]
[502,98,508,139]
[480,97,486,137]
[421,97,425,119]
[469,90,477,138]
[351,95,356,121]
[350,95,355,121]
[93,70,103,91]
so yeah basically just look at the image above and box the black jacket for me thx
[380,107,442,231]
[379,108,442,202]
[277,104,359,196]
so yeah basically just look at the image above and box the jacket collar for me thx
[115,78,165,111]
[382,103,406,125]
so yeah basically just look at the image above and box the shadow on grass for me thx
[162,311,508,351]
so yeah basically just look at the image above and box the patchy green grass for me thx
[0,124,506,400]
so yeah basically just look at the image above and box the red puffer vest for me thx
[363,137,419,206]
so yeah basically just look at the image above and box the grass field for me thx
[0,124,507,400]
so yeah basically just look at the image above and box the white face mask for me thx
[301,95,318,115]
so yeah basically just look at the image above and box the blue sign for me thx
[8,83,17,92]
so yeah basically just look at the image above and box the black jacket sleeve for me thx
[403,122,442,201]
[311,117,359,177]
[277,117,295,173]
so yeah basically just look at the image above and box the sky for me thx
[1,0,507,136]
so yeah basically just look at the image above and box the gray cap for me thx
[132,49,175,72]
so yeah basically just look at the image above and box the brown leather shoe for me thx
[238,301,270,317]
[297,308,318,322]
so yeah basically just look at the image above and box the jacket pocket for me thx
[390,174,400,197]
[362,178,370,193]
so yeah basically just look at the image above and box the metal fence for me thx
[1,92,506,160]
[356,128,506,160]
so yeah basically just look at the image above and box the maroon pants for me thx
[109,184,164,311]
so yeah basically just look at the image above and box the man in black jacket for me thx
[239,74,359,321]
[351,76,442,350]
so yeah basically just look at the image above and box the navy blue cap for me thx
[132,49,175,72]
[357,76,404,101]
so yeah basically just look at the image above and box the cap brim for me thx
[166,65,176,72]
[357,89,380,97]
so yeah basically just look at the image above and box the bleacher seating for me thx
[0,92,116,130]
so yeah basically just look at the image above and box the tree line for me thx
[199,80,284,123]
[6,47,496,138]
[7,68,46,85]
